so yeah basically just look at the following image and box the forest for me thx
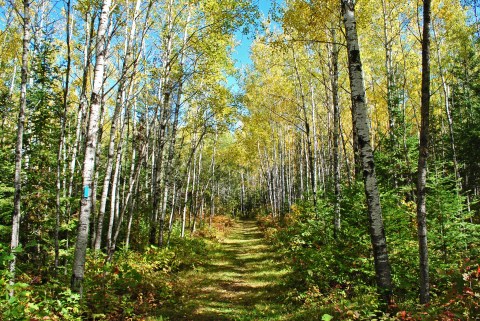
[0,0,479,320]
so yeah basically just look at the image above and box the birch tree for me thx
[341,0,393,305]
[10,0,30,292]
[94,0,144,252]
[71,0,112,294]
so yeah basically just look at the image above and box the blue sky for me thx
[234,0,272,68]
[228,1,274,92]
[233,1,273,67]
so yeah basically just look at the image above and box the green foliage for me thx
[0,243,82,321]
[451,40,480,215]
[376,137,418,192]
[0,0,479,320]
[0,232,213,320]
[80,236,210,319]
[83,249,172,319]
[257,184,379,319]
[0,184,14,241]
[258,169,480,320]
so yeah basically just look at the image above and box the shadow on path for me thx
[151,221,291,321]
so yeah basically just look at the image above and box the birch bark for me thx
[330,29,341,238]
[71,0,112,294]
[10,0,30,293]
[341,0,393,305]
[55,0,72,270]
[94,0,142,251]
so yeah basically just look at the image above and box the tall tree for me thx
[416,0,432,305]
[55,0,72,271]
[10,0,30,293]
[95,0,144,252]
[330,29,342,238]
[340,0,393,305]
[71,0,112,294]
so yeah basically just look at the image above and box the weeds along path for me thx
[152,220,292,321]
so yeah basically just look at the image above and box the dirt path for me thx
[151,220,291,321]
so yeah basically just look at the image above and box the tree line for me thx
[1,0,256,297]
[238,0,479,311]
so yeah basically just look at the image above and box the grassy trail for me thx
[152,220,291,321]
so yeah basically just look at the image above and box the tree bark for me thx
[181,166,191,238]
[241,171,245,217]
[55,0,72,271]
[341,0,393,306]
[292,47,317,214]
[124,98,138,250]
[166,181,177,246]
[159,5,191,245]
[381,0,398,137]
[94,0,142,251]
[191,148,203,233]
[65,9,94,262]
[210,129,218,226]
[431,25,461,191]
[331,29,341,238]
[107,116,126,252]
[151,0,174,244]
[416,0,431,305]
[10,0,30,294]
[71,0,112,295]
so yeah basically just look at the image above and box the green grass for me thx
[149,221,293,321]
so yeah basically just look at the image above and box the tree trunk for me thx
[432,26,461,191]
[124,99,138,250]
[310,86,319,198]
[331,29,341,238]
[151,0,175,244]
[71,0,112,295]
[292,47,317,214]
[107,118,126,252]
[381,0,398,138]
[241,172,245,217]
[55,0,72,270]
[9,61,17,97]
[10,0,30,294]
[190,147,202,233]
[65,9,94,263]
[416,0,431,305]
[210,129,217,226]
[341,0,393,306]
[94,0,142,251]
[166,181,177,246]
[159,5,191,245]
[94,101,122,250]
[181,166,192,238]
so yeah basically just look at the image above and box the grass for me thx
[147,220,293,321]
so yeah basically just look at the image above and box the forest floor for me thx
[148,220,293,321]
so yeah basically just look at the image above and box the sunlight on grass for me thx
[151,220,293,321]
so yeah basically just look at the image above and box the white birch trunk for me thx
[71,0,112,294]
[341,0,392,305]
[331,29,342,238]
[55,0,72,270]
[10,0,30,293]
[94,0,141,251]
[181,167,191,238]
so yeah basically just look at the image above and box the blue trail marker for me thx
[83,186,90,199]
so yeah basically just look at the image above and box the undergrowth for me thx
[257,181,480,321]
[0,215,234,321]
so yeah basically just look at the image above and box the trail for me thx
[152,220,291,321]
